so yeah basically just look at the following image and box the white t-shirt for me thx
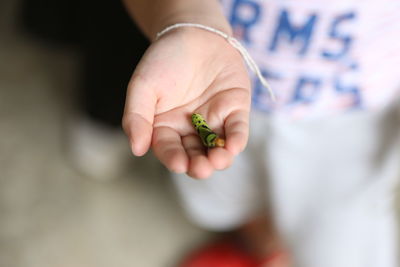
[220,0,400,119]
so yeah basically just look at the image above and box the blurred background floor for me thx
[0,1,210,267]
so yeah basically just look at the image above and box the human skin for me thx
[121,0,251,179]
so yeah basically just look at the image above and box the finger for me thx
[208,147,234,170]
[123,73,157,156]
[182,135,214,179]
[152,126,188,173]
[122,113,153,156]
[224,110,249,155]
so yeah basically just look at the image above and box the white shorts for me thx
[172,105,400,267]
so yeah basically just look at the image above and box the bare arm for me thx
[121,0,251,178]
[122,0,232,40]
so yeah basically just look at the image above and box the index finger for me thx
[223,110,250,156]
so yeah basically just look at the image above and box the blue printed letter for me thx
[334,76,361,108]
[252,69,281,112]
[269,9,318,55]
[292,76,322,103]
[322,12,356,60]
[230,0,261,44]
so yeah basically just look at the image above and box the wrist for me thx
[152,14,232,41]
[147,0,232,40]
[123,0,232,40]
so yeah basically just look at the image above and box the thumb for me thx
[122,73,157,156]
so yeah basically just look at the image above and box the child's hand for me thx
[123,28,251,179]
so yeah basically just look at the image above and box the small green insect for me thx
[191,113,225,148]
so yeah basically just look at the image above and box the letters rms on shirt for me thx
[221,0,400,119]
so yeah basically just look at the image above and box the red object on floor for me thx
[179,238,286,267]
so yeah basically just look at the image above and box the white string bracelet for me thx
[156,23,275,101]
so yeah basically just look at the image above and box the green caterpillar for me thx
[191,113,225,148]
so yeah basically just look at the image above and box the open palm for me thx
[123,28,251,178]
